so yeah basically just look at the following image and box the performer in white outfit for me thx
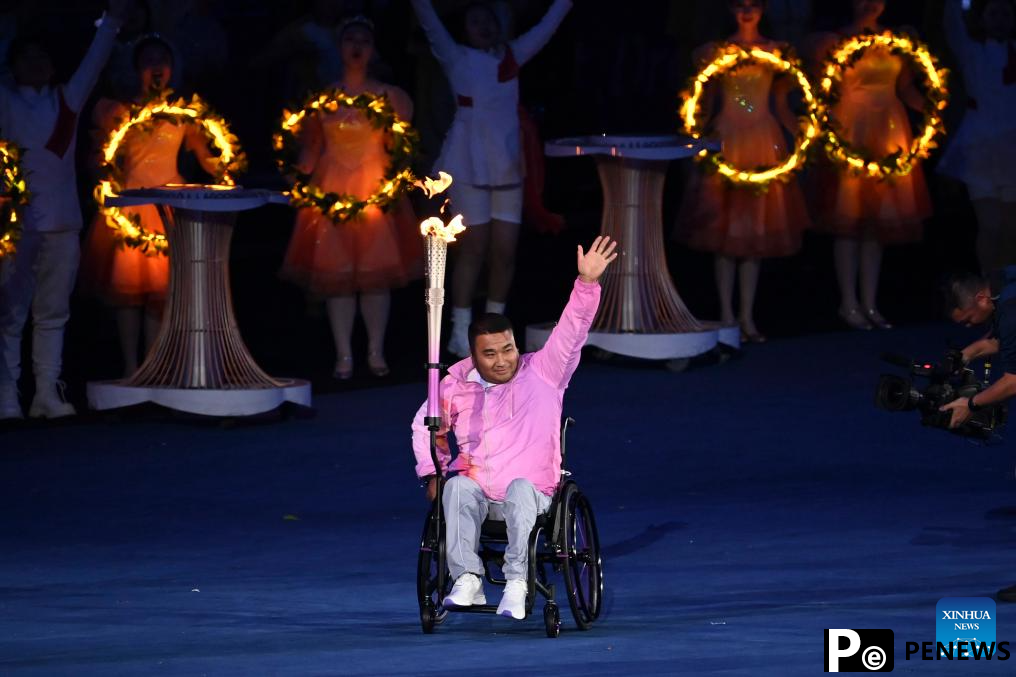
[938,0,1016,274]
[410,0,572,357]
[0,0,130,420]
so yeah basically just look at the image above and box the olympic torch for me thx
[416,172,461,432]
[417,173,462,521]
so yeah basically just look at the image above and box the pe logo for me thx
[825,629,894,672]
[936,597,996,658]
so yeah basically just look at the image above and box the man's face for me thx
[471,330,519,385]
[951,289,995,327]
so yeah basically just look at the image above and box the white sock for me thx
[452,307,472,328]
[449,307,471,353]
[485,300,506,315]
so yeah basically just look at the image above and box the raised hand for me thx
[577,236,618,284]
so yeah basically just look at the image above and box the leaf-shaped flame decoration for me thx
[420,213,466,242]
[414,171,453,199]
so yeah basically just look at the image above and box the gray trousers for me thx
[443,475,552,582]
[0,230,80,385]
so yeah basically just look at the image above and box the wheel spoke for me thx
[567,510,589,616]
[576,511,588,550]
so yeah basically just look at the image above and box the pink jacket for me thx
[412,277,601,500]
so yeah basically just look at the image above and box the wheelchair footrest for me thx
[446,604,502,615]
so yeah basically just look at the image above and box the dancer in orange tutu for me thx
[677,0,810,343]
[807,0,932,330]
[82,35,221,377]
[280,16,421,380]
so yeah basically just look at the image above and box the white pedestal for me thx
[87,380,311,417]
[540,135,728,360]
[87,186,311,416]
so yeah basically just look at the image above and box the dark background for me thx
[1,0,982,401]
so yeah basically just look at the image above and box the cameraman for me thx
[942,271,1016,429]
[942,269,1016,602]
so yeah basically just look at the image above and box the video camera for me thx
[874,349,1006,439]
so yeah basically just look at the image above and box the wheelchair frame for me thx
[417,417,603,637]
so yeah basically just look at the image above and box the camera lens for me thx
[875,375,920,411]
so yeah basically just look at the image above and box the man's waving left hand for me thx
[577,236,618,284]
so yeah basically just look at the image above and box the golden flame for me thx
[680,44,821,187]
[820,30,948,179]
[420,214,466,242]
[414,172,454,199]
[102,98,239,186]
[97,95,243,254]
[0,141,27,258]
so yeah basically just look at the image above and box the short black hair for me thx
[944,272,990,313]
[468,313,514,352]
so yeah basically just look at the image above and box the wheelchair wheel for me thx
[525,525,544,617]
[562,488,603,630]
[543,602,561,638]
[417,504,448,633]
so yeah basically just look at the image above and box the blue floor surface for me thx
[2,324,1016,675]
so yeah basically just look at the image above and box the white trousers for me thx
[443,474,552,582]
[0,230,80,384]
[448,182,523,226]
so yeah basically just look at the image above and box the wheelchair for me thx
[416,418,603,638]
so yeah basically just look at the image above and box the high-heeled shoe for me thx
[862,308,893,330]
[333,356,353,380]
[367,352,390,378]
[839,307,873,331]
[739,321,767,344]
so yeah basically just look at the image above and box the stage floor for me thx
[2,324,1015,675]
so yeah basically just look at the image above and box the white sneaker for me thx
[28,381,76,419]
[443,573,485,608]
[0,383,22,420]
[496,578,528,620]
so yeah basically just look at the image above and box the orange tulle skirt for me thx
[811,157,932,244]
[80,205,169,307]
[812,88,932,244]
[677,172,811,259]
[280,197,423,296]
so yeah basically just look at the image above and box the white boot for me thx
[28,380,76,419]
[0,383,23,420]
[447,307,471,358]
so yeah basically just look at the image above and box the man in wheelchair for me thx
[411,236,617,620]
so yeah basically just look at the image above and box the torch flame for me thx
[414,172,453,199]
[420,214,466,242]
